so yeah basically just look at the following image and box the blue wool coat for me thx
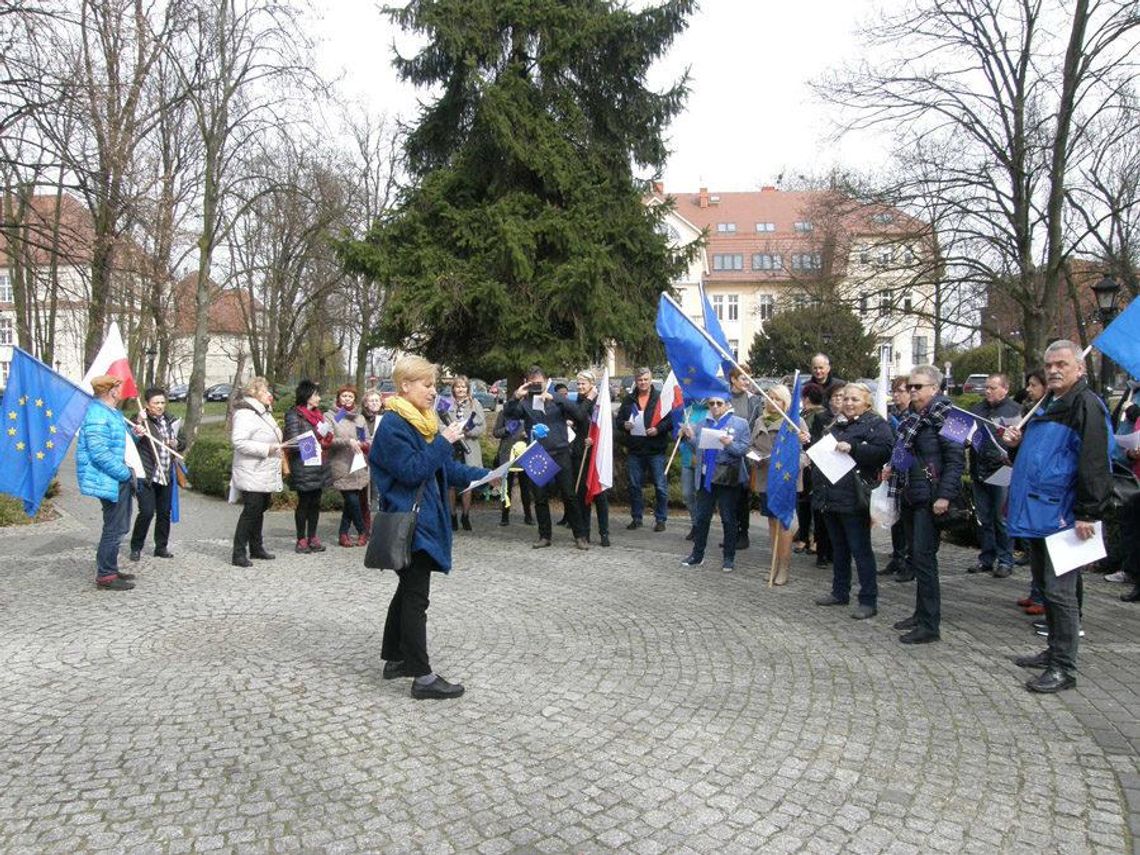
[76,400,133,501]
[369,412,487,572]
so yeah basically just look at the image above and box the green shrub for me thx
[0,494,59,526]
[184,437,233,498]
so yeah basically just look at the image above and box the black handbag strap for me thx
[410,479,428,512]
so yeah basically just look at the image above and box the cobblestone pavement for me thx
[1,464,1137,854]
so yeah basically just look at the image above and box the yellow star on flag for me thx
[7,411,15,420]
[36,451,44,460]
[6,427,14,436]
[45,409,53,418]
[49,425,57,434]
[784,472,792,481]
[16,441,25,450]
[45,440,54,449]
[18,396,26,406]
[35,398,43,407]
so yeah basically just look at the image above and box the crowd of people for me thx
[74,340,1138,698]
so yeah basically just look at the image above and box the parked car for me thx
[961,373,989,394]
[204,383,233,402]
[166,382,189,402]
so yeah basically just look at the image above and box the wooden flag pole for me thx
[663,405,694,473]
[574,443,590,493]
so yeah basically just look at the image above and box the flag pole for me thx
[663,405,693,473]
[574,444,589,492]
[1012,345,1094,432]
[124,411,185,462]
[662,293,801,434]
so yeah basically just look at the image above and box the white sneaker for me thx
[722,564,734,573]
[1105,570,1128,583]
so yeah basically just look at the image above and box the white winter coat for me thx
[230,397,284,494]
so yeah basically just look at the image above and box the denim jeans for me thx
[689,484,740,566]
[824,511,878,606]
[1028,538,1081,672]
[97,481,134,581]
[902,501,942,632]
[339,489,365,536]
[627,453,668,524]
[972,480,1012,568]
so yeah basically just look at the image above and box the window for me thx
[727,294,739,321]
[877,248,894,266]
[716,222,737,234]
[791,253,822,271]
[879,342,894,365]
[755,222,775,232]
[0,361,8,385]
[751,253,782,271]
[913,335,929,364]
[858,293,869,316]
[0,317,11,345]
[793,221,813,232]
[878,290,891,317]
[711,294,725,320]
[756,294,775,320]
[712,253,743,271]
[903,293,913,313]
[903,247,916,264]
[0,275,11,304]
[859,247,870,264]
[728,339,739,359]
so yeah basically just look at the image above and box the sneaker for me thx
[721,563,734,573]
[153,548,174,559]
[1024,603,1045,616]
[1016,596,1034,607]
[653,520,666,532]
[128,550,141,562]
[574,537,590,551]
[626,520,643,530]
[308,536,326,553]
[680,555,704,568]
[1104,570,1128,583]
[114,570,136,581]
[993,564,1013,578]
[339,533,354,548]
[967,561,992,574]
[815,594,849,606]
[599,534,610,547]
[851,604,878,620]
[96,577,134,591]
[356,533,368,547]
[295,538,311,554]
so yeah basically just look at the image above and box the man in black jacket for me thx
[967,373,1022,577]
[129,386,186,562]
[503,366,589,550]
[616,367,673,531]
[888,365,965,645]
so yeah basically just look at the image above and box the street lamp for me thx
[145,345,158,388]
[1091,274,1121,396]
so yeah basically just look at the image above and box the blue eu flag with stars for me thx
[0,348,93,516]
[655,294,731,401]
[516,441,560,488]
[765,373,803,531]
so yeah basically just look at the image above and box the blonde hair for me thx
[765,384,791,413]
[393,355,437,391]
[242,376,271,398]
[844,383,874,408]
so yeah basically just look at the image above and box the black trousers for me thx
[902,501,942,633]
[501,471,533,519]
[295,489,321,539]
[573,451,609,538]
[233,491,271,558]
[535,450,585,539]
[131,479,173,552]
[381,550,434,677]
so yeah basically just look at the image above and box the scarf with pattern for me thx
[385,395,439,440]
[888,397,952,498]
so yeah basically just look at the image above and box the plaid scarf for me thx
[145,413,176,485]
[888,397,952,498]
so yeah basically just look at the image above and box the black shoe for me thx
[128,550,141,562]
[250,549,275,560]
[232,555,252,568]
[451,514,458,532]
[653,521,666,532]
[1014,650,1051,669]
[899,627,940,645]
[851,605,877,620]
[154,548,174,559]
[880,559,899,576]
[1122,585,1140,602]
[599,534,610,547]
[685,528,695,541]
[627,520,642,530]
[499,511,510,527]
[114,570,137,581]
[892,615,918,631]
[894,571,915,583]
[967,561,991,574]
[735,534,749,550]
[814,594,848,606]
[96,577,134,591]
[816,556,830,568]
[532,538,551,549]
[993,564,1013,578]
[411,675,465,700]
[1025,668,1076,693]
[523,515,535,526]
[382,660,411,680]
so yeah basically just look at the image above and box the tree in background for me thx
[342,0,697,380]
[748,305,880,382]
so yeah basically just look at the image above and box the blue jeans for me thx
[902,501,942,633]
[824,511,878,606]
[97,481,134,581]
[972,480,1011,568]
[627,453,668,524]
[689,485,740,566]
[340,489,365,536]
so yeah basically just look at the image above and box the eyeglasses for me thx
[906,383,932,391]
[708,400,727,407]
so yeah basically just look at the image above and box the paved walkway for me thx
[0,460,1137,854]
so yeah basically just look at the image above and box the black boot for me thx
[451,513,458,532]
[461,513,472,531]
[500,508,510,527]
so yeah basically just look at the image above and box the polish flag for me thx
[585,370,613,505]
[82,320,138,399]
[651,369,684,428]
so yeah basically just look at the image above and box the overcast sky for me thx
[310,0,894,192]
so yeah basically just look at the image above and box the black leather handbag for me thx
[364,481,427,571]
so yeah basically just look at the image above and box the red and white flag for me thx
[585,370,613,505]
[651,369,684,427]
[82,320,138,399]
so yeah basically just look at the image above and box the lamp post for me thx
[145,345,158,389]
[1091,274,1121,397]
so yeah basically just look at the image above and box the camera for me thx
[528,382,544,394]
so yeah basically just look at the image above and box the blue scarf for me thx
[701,412,736,491]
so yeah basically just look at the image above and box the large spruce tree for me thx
[341,0,696,378]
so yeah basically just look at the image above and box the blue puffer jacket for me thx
[1007,378,1111,538]
[76,400,133,501]
[369,412,487,573]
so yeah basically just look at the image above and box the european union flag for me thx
[765,374,803,530]
[1094,295,1140,381]
[0,348,93,516]
[699,285,736,382]
[655,294,731,401]
[516,441,560,488]
[939,408,979,446]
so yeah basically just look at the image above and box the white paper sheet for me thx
[745,449,767,463]
[349,451,367,473]
[314,419,332,438]
[462,458,512,493]
[531,395,545,412]
[1045,522,1106,576]
[629,409,647,437]
[698,427,727,449]
[567,426,576,444]
[1114,431,1140,451]
[805,432,857,485]
[983,465,1013,487]
[124,437,146,479]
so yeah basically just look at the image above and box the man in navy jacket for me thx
[1003,340,1111,694]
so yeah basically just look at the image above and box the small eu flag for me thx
[0,348,93,516]
[939,409,978,445]
[516,442,560,487]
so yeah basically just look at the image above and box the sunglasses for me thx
[906,383,932,391]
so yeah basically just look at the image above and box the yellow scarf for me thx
[386,395,439,440]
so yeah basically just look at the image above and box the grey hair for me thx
[910,364,943,387]
[1044,340,1082,361]
[635,366,653,378]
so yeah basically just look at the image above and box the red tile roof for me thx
[172,273,257,336]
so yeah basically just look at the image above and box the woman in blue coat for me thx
[369,356,490,700]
